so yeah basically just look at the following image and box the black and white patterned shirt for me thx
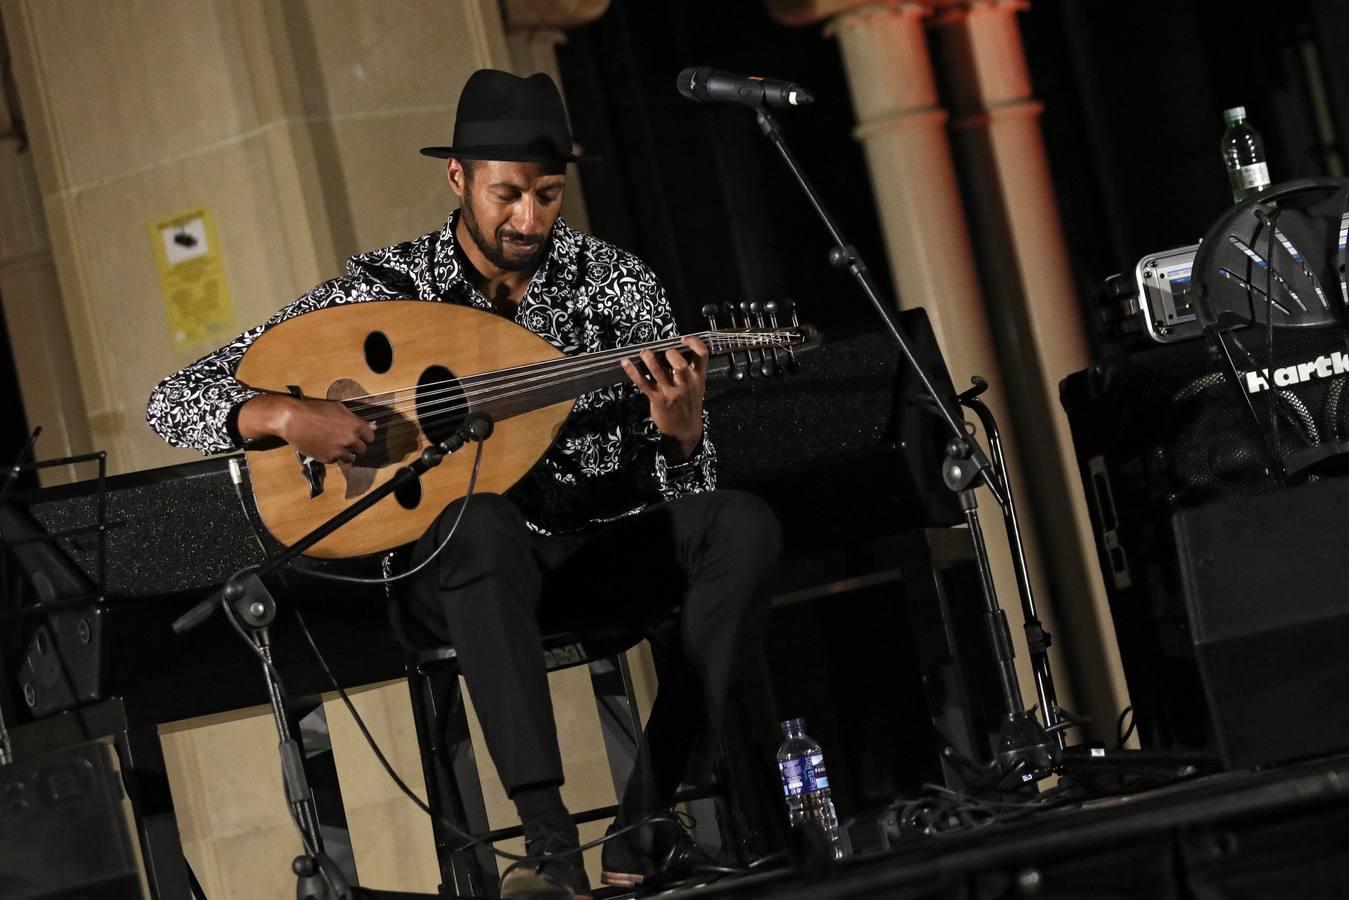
[146,213,716,535]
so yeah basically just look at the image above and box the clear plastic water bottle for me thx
[1220,106,1270,203]
[777,718,845,859]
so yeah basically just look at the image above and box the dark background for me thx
[551,0,1349,814]
[556,0,1349,338]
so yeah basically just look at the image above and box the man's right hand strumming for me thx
[238,394,375,464]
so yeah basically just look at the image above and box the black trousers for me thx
[403,489,782,820]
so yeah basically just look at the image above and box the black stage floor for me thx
[655,752,1349,899]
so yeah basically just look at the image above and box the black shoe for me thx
[599,813,711,889]
[501,819,593,900]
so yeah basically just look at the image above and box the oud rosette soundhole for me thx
[364,330,394,374]
[416,365,469,447]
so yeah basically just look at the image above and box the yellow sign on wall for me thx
[149,209,237,349]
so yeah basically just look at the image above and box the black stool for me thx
[405,625,751,896]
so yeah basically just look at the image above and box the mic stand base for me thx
[995,712,1057,784]
[947,443,1057,791]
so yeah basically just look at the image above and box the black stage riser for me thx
[682,754,1349,898]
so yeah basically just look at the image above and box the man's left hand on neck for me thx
[622,336,710,463]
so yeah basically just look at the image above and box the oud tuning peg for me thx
[701,303,720,329]
[738,301,766,378]
[721,302,748,380]
[760,300,786,375]
[749,301,767,329]
[749,301,777,375]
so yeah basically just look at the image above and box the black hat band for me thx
[455,119,568,149]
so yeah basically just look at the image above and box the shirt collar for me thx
[435,210,583,297]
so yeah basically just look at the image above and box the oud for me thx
[236,300,811,558]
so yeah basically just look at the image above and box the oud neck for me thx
[464,326,812,422]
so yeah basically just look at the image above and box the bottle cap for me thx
[781,718,805,736]
[1223,106,1246,124]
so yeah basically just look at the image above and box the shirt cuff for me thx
[208,385,262,452]
[659,432,705,469]
[654,429,716,499]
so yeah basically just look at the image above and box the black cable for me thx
[887,781,1060,842]
[1264,209,1282,468]
[293,605,686,867]
[1116,705,1137,749]
[226,452,542,863]
[226,443,750,876]
[298,440,485,586]
[295,587,791,883]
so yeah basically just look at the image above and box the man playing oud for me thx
[147,69,780,899]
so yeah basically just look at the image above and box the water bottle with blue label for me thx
[1220,106,1270,204]
[777,718,845,858]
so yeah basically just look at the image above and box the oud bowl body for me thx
[236,301,573,558]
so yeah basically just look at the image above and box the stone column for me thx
[501,0,610,233]
[768,0,1068,722]
[930,0,1129,737]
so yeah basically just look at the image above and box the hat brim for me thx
[419,144,579,163]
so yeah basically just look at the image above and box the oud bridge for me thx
[284,366,460,505]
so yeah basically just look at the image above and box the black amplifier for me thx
[0,455,399,720]
[1063,320,1349,751]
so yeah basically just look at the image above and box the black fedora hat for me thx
[420,69,578,163]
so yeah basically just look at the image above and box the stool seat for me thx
[412,625,648,676]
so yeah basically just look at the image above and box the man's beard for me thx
[461,199,550,273]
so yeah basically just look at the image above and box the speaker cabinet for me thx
[1,458,399,720]
[1065,332,1349,760]
[1174,477,1349,769]
[0,742,144,899]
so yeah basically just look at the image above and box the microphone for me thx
[676,67,814,109]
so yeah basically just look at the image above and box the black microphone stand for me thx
[751,107,1058,788]
[173,413,494,899]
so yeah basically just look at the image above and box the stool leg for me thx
[114,725,192,900]
[440,675,499,892]
[408,668,498,896]
[588,654,644,802]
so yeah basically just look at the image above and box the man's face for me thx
[449,159,566,272]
